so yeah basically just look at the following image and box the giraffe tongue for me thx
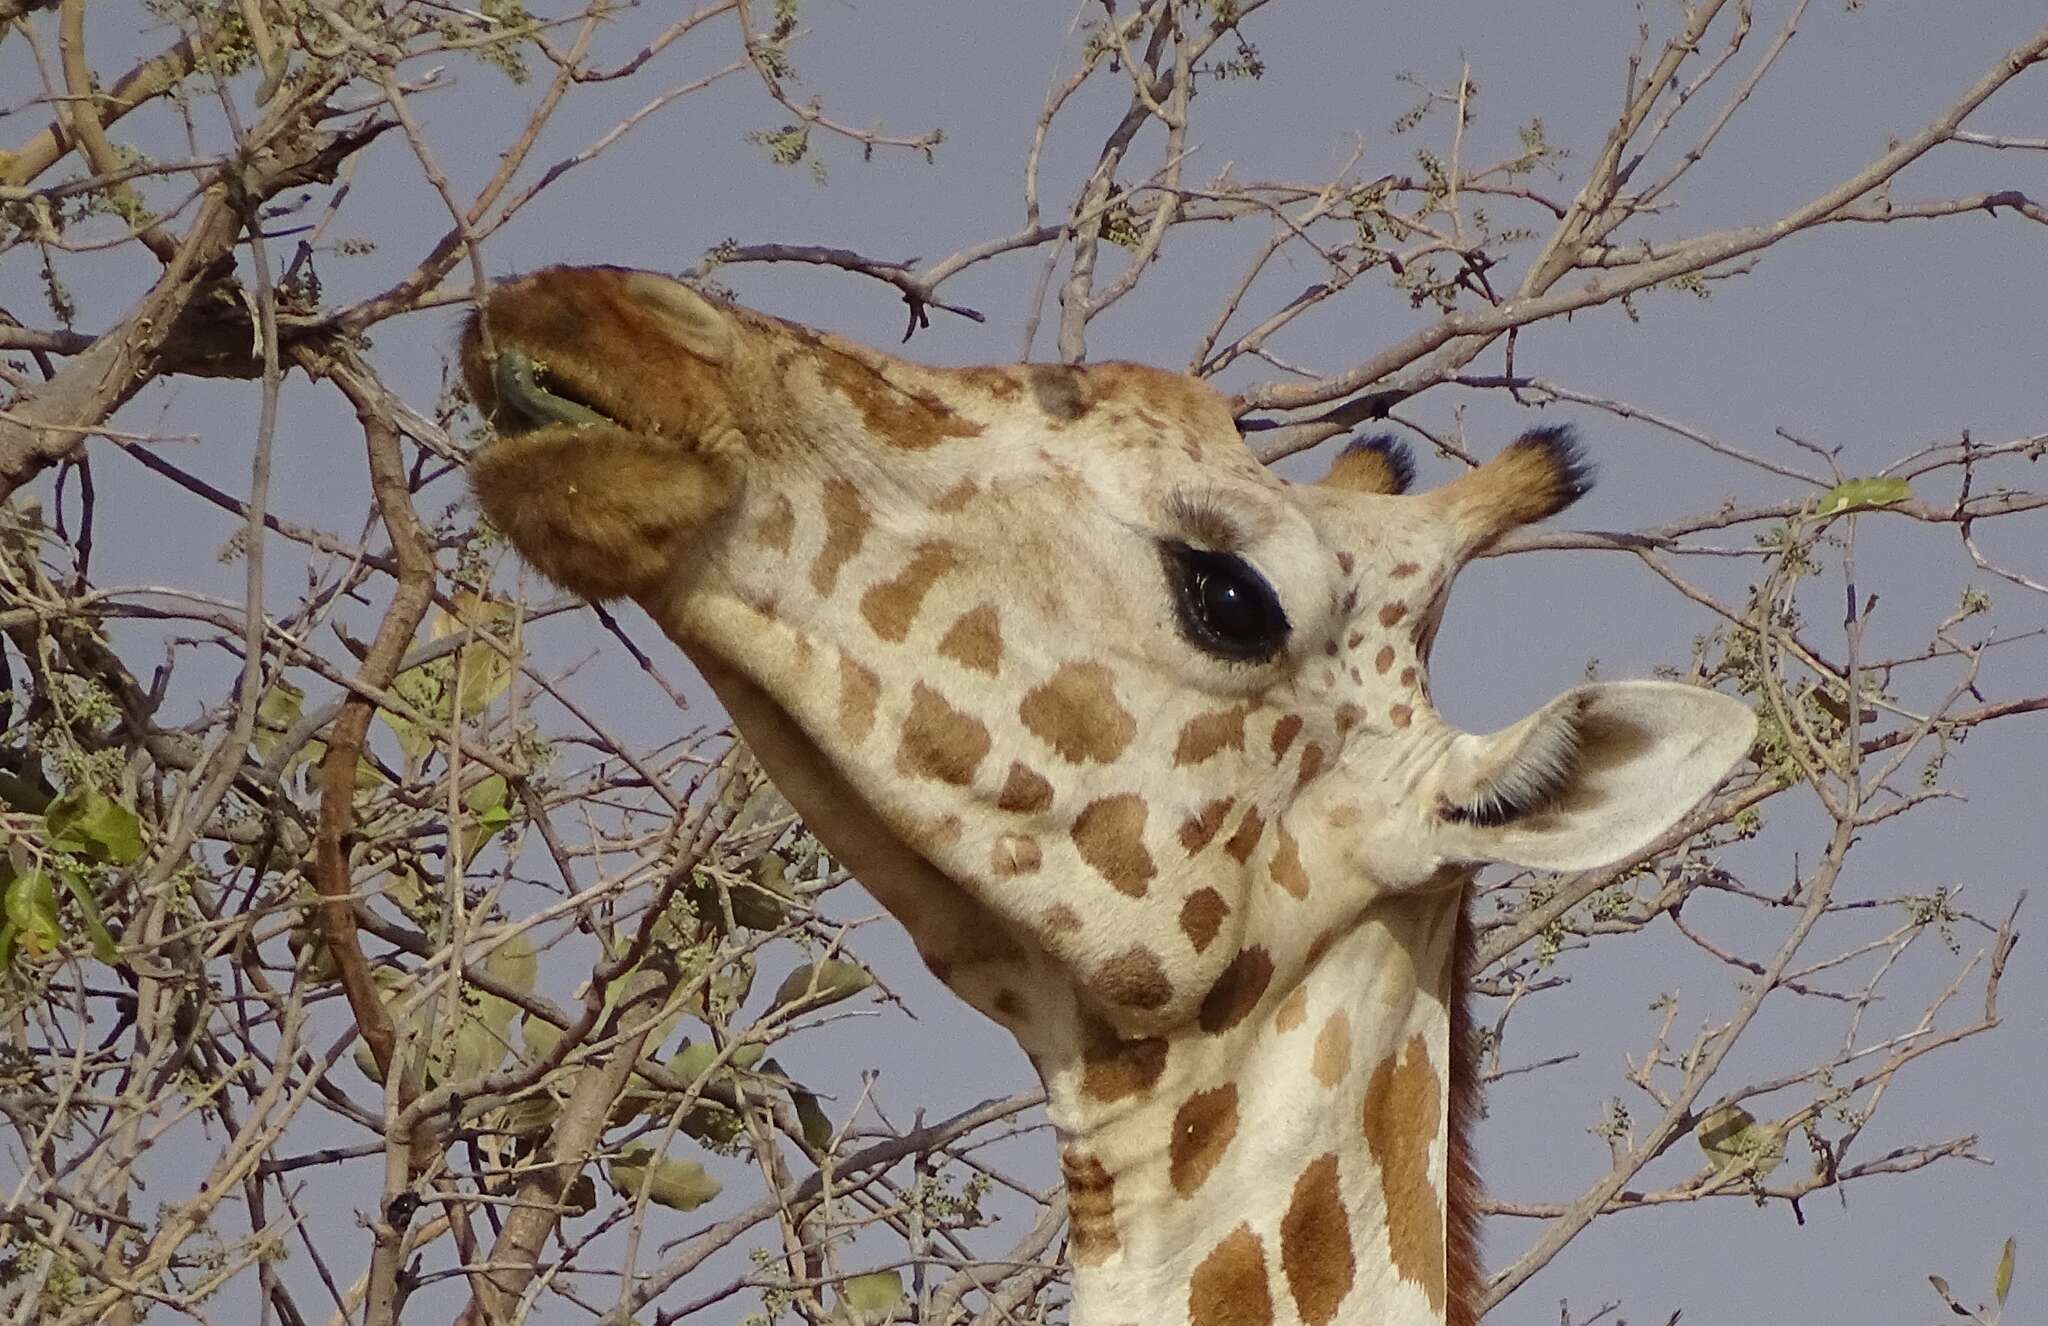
[492,348,617,432]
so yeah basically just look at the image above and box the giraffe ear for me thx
[619,271,737,365]
[1321,434,1416,495]
[1438,682,1755,873]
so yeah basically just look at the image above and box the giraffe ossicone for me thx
[463,266,1755,1326]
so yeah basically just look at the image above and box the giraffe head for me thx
[462,265,1754,1058]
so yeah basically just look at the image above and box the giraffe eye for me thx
[1164,543,1290,663]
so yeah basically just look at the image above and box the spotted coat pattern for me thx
[463,266,1746,1326]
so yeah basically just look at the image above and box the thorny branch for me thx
[0,1,2040,1323]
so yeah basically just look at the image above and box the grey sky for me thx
[4,1,2044,1322]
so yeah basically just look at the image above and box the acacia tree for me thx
[0,2,2041,1323]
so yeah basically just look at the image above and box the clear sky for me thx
[4,2,2043,1322]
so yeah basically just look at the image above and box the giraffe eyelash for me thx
[1162,489,1244,550]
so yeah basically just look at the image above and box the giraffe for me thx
[459,265,1755,1326]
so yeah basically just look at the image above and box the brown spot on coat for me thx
[1093,945,1174,1010]
[1027,364,1091,422]
[1179,798,1235,854]
[811,479,870,595]
[1270,829,1309,899]
[1379,601,1408,627]
[1061,1149,1120,1266]
[1175,707,1248,766]
[754,494,794,552]
[1295,743,1325,790]
[997,761,1054,814]
[991,834,1041,877]
[1081,1017,1168,1102]
[1375,645,1396,675]
[1273,983,1309,1032]
[1020,662,1137,763]
[937,604,1003,674]
[1391,703,1413,728]
[1391,560,1421,578]
[1169,1084,1240,1197]
[837,656,879,741]
[1269,714,1303,760]
[1280,1153,1355,1325]
[1188,1226,1273,1326]
[1312,1010,1352,1087]
[933,478,980,512]
[1041,904,1082,935]
[1199,946,1274,1034]
[1336,551,1355,574]
[1223,807,1266,863]
[1072,795,1156,897]
[820,346,986,449]
[1335,704,1363,734]
[956,365,1022,400]
[861,541,960,641]
[1179,888,1229,953]
[894,683,990,786]
[1363,1034,1448,1314]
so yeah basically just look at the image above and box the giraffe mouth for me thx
[489,347,625,434]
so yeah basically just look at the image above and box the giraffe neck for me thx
[1044,889,1470,1326]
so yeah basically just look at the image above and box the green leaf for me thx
[1693,1103,1783,1179]
[607,1146,722,1210]
[297,740,385,794]
[1994,1235,2016,1307]
[1814,476,1911,518]
[44,786,144,865]
[464,930,540,1068]
[732,853,799,930]
[482,930,538,1003]
[435,592,519,719]
[664,1039,761,1082]
[55,867,117,962]
[0,769,53,814]
[521,1010,565,1063]
[834,1270,904,1325]
[381,664,448,762]
[444,1011,515,1083]
[4,869,62,959]
[499,1091,559,1136]
[254,678,306,763]
[790,1080,832,1151]
[668,1039,718,1084]
[354,936,531,1087]
[382,864,430,920]
[461,774,514,860]
[770,959,873,1014]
